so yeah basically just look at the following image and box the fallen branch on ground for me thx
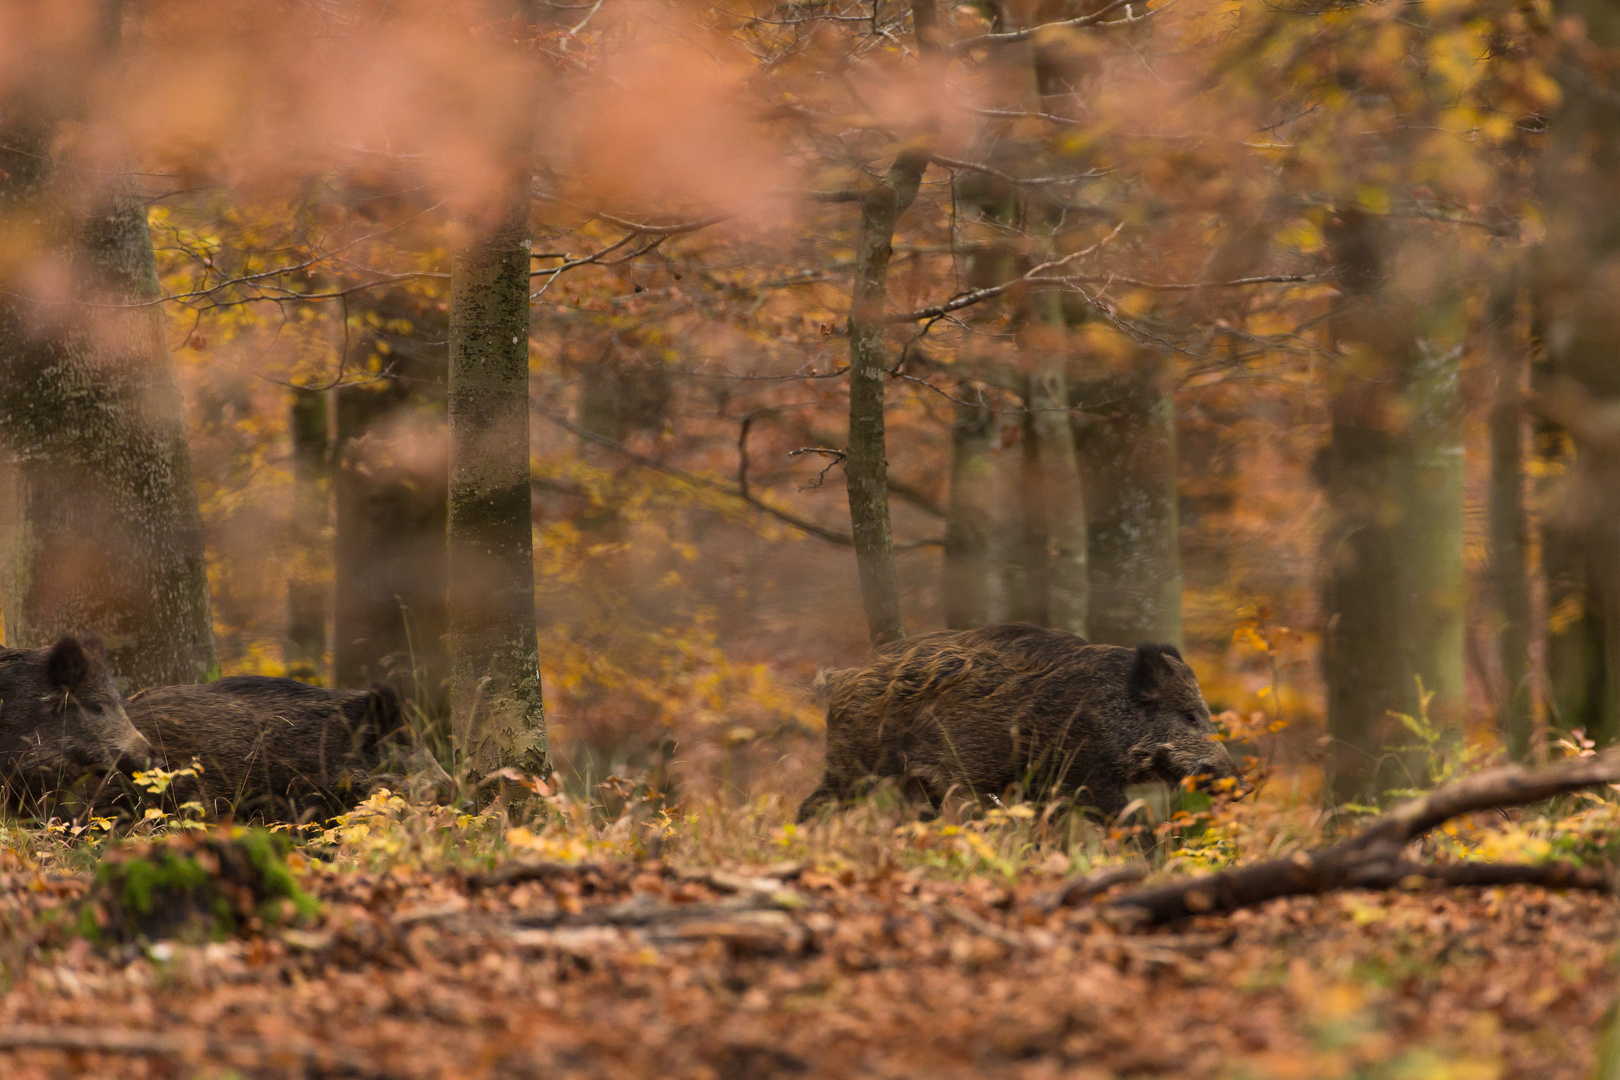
[464,859,614,890]
[0,1024,393,1079]
[1110,750,1620,926]
[1029,864,1148,913]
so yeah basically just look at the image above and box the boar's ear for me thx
[46,637,93,693]
[1129,642,1181,703]
[77,632,112,664]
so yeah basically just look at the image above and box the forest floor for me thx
[1,788,1618,1080]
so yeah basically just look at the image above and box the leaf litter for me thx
[1,833,1617,1080]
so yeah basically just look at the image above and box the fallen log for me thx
[1111,749,1620,926]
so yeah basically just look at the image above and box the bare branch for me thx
[1028,272,1320,292]
[539,412,942,549]
[930,154,1108,186]
[887,222,1126,322]
[950,0,1153,49]
[591,211,730,235]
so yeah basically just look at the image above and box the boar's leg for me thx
[900,771,946,821]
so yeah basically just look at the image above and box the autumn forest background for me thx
[5,0,1620,1076]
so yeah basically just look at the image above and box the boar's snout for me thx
[111,725,155,772]
[94,701,155,772]
[1132,734,1239,789]
[1199,737,1238,780]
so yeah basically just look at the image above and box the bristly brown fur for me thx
[797,624,1233,822]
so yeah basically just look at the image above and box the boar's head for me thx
[1122,642,1236,790]
[7,636,153,775]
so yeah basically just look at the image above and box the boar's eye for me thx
[1182,712,1201,727]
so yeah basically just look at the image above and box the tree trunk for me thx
[1529,0,1620,750]
[1072,360,1181,648]
[286,387,330,683]
[844,149,928,648]
[1540,517,1613,740]
[0,119,217,688]
[332,378,448,708]
[1319,207,1465,800]
[1405,338,1467,739]
[1486,278,1534,759]
[1025,348,1088,635]
[943,391,995,629]
[950,158,1020,626]
[447,166,547,777]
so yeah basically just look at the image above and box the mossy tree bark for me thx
[844,148,928,649]
[1319,207,1465,800]
[447,166,547,778]
[0,26,217,689]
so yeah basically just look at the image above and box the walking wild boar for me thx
[796,623,1236,822]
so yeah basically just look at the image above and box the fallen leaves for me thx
[2,849,1617,1079]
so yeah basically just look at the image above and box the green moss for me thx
[235,828,320,922]
[80,829,319,944]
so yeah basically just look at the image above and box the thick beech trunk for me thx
[0,120,217,688]
[447,177,547,777]
[1072,361,1180,648]
[844,149,928,648]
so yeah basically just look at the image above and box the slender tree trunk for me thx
[1016,385,1050,626]
[1027,349,1088,634]
[1406,338,1467,737]
[1319,207,1465,799]
[1541,512,1614,738]
[332,378,448,708]
[447,156,547,777]
[950,163,1020,626]
[0,117,217,688]
[1486,278,1533,759]
[943,391,995,629]
[844,149,928,648]
[1072,360,1181,647]
[286,387,330,683]
[1529,0,1620,750]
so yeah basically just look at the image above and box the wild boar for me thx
[797,623,1236,821]
[0,636,152,799]
[127,676,409,820]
